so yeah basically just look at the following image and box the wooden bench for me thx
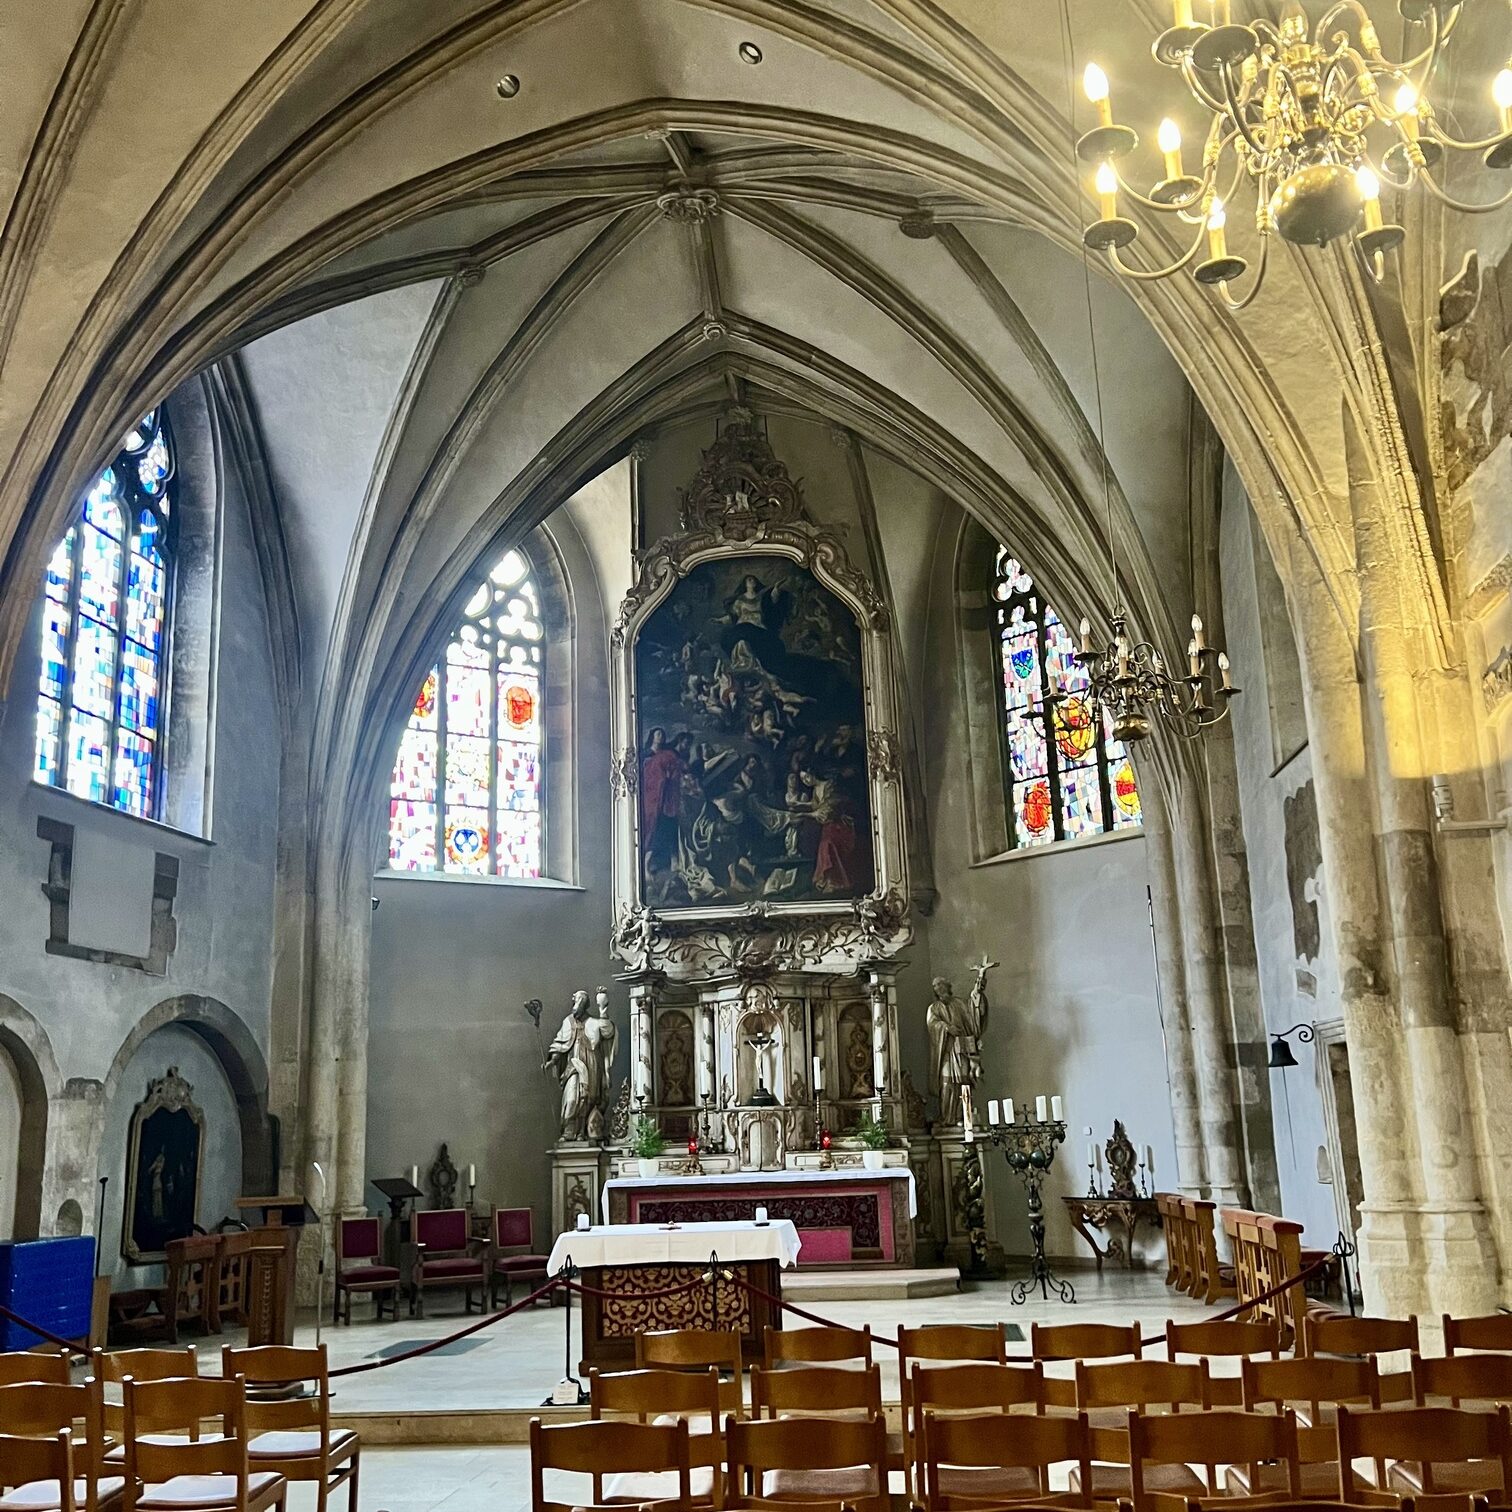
[1221,1206,1314,1351]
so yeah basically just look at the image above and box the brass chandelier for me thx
[1079,1,1512,306]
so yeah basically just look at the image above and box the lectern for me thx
[234,1196,315,1346]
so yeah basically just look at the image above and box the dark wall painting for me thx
[636,554,875,907]
[122,1067,204,1263]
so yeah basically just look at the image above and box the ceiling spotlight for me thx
[738,41,763,65]
[495,74,520,99]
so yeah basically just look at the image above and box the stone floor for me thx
[167,1268,1232,1510]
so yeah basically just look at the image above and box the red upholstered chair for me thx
[334,1218,401,1324]
[409,1208,485,1316]
[489,1208,551,1308]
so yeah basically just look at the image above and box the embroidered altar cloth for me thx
[547,1218,801,1273]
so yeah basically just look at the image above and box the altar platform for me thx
[603,1166,917,1267]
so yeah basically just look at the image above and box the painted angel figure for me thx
[927,956,997,1127]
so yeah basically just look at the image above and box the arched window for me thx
[34,411,175,818]
[388,547,544,877]
[992,546,1142,849]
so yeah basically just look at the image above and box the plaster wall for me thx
[1218,471,1341,1248]
[0,1045,21,1240]
[0,383,281,1238]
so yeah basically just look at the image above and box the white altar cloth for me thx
[548,1219,801,1273]
[603,1165,918,1220]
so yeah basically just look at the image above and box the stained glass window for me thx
[34,411,175,819]
[992,546,1142,849]
[388,548,545,878]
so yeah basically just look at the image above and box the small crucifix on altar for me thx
[745,1029,779,1107]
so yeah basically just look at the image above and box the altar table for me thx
[548,1220,799,1369]
[1061,1193,1161,1270]
[603,1168,917,1267]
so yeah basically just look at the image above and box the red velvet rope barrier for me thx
[561,1273,713,1301]
[0,1300,85,1353]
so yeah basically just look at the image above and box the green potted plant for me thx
[630,1115,665,1179]
[853,1109,890,1169]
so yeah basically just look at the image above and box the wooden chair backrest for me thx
[529,1416,690,1512]
[221,1344,329,1433]
[920,1408,1093,1508]
[725,1412,886,1512]
[0,1348,70,1386]
[1166,1317,1280,1358]
[1414,1353,1512,1408]
[123,1373,247,1486]
[1307,1313,1420,1359]
[0,1429,74,1506]
[92,1345,200,1385]
[1031,1321,1142,1362]
[636,1329,743,1415]
[216,1231,253,1328]
[339,1216,382,1264]
[1074,1358,1210,1411]
[1243,1354,1381,1463]
[1446,1315,1512,1356]
[750,1364,880,1419]
[1221,1207,1305,1345]
[1128,1407,1301,1512]
[0,1378,103,1436]
[900,1324,1007,1364]
[762,1325,870,1367]
[589,1366,722,1480]
[911,1360,1043,1416]
[164,1234,221,1333]
[1335,1404,1512,1500]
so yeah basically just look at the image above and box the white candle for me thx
[964,1122,975,1143]
[1146,1145,1155,1174]
[1004,1099,1015,1126]
[755,1205,768,1224]
[1087,1142,1096,1166]
[468,1163,476,1187]
[961,1085,975,1129]
[1035,1095,1048,1123]
[1095,1145,1104,1171]
[576,1212,590,1231]
[1051,1096,1064,1122]
[812,1055,823,1092]
[988,1099,1001,1126]
[409,1164,418,1189]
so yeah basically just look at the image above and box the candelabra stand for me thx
[985,1116,1075,1304]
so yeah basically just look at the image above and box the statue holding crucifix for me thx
[927,954,998,1127]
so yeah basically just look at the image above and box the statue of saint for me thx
[583,986,619,1141]
[927,956,997,1127]
[545,990,598,1141]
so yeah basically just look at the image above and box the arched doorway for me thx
[0,1001,58,1242]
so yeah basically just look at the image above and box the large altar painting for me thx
[636,554,875,907]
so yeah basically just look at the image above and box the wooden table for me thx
[547,1219,799,1369]
[1061,1194,1161,1270]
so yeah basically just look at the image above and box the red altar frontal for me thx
[602,1169,917,1267]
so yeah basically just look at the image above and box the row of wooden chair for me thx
[1157,1194,1234,1306]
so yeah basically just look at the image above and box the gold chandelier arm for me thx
[1418,167,1512,215]
[1396,2,1459,75]
[1114,163,1214,214]
[1104,217,1207,281]
[1179,55,1229,115]
[1219,62,1268,158]
[1215,233,1270,313]
[1420,123,1512,153]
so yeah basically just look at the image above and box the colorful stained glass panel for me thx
[389,801,438,870]
[1059,763,1106,839]
[497,810,542,878]
[34,700,62,785]
[393,726,437,801]
[497,669,539,741]
[73,617,119,717]
[45,532,74,602]
[497,740,540,812]
[445,649,489,737]
[444,732,492,807]
[113,729,154,816]
[78,523,122,627]
[137,430,171,494]
[39,597,70,701]
[444,808,490,874]
[1013,778,1055,848]
[117,642,160,733]
[64,711,112,804]
[411,668,438,730]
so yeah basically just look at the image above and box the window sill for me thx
[30,781,213,847]
[972,825,1143,868]
[373,869,584,892]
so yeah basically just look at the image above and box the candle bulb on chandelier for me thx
[1158,118,1184,182]
[1210,0,1231,25]
[1188,638,1201,678]
[1083,63,1113,129]
[1356,167,1383,234]
[1079,616,1093,655]
[1116,634,1130,680]
[1395,84,1421,143]
[1172,0,1192,25]
[1191,612,1206,651]
[1218,651,1233,691]
[1495,69,1512,135]
[1205,199,1229,262]
[1094,161,1120,223]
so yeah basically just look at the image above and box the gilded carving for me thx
[1485,645,1512,712]
[867,729,901,783]
[610,747,638,799]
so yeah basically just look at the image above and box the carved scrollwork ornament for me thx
[867,729,902,783]
[610,747,638,799]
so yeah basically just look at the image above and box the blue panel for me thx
[0,1236,96,1349]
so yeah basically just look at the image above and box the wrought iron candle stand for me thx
[985,1115,1075,1304]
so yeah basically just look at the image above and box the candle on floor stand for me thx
[468,1163,476,1187]
[409,1164,418,1189]
[812,1054,823,1091]
[988,1099,1001,1126]
[1035,1095,1049,1123]
[1004,1098,1015,1126]
[1050,1095,1064,1122]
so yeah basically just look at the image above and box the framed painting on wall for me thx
[122,1066,204,1263]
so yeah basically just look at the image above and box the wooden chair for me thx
[333,1218,400,1324]
[1164,1317,1280,1406]
[1034,1322,1144,1411]
[407,1208,485,1317]
[91,1346,200,1458]
[1336,1404,1512,1503]
[1447,1317,1512,1357]
[899,1324,1009,1492]
[220,1345,358,1512]
[529,1416,691,1512]
[1233,1353,1383,1499]
[589,1367,723,1507]
[488,1208,551,1308]
[637,1330,745,1418]
[213,1234,252,1334]
[1221,1209,1303,1345]
[0,1349,71,1386]
[160,1236,221,1343]
[1186,1200,1234,1305]
[762,1326,871,1369]
[1415,1354,1512,1410]
[0,1379,122,1512]
[0,1429,78,1512]
[918,1408,1094,1511]
[909,1362,1044,1506]
[1125,1407,1301,1512]
[751,1363,882,1420]
[1070,1359,1210,1500]
[1306,1314,1419,1403]
[1153,1194,1184,1291]
[121,1375,287,1512]
[725,1413,887,1512]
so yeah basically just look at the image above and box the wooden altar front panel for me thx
[577,1257,782,1370]
[607,1179,914,1268]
